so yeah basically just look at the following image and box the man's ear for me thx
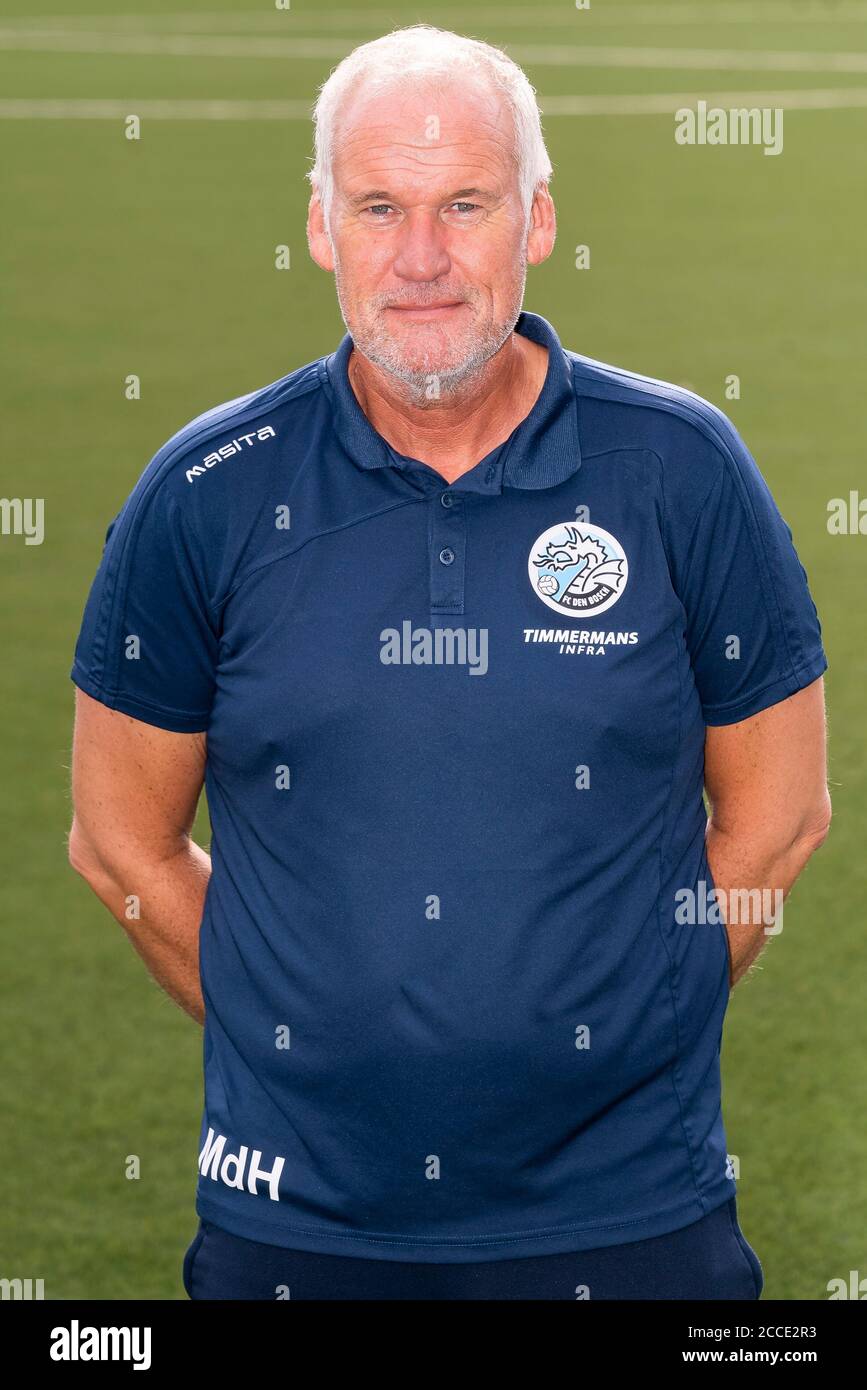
[307,191,335,272]
[526,184,556,268]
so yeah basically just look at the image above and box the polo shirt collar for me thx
[321,310,581,494]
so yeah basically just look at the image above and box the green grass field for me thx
[1,0,865,1299]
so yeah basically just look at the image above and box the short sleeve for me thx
[670,419,827,726]
[70,473,218,732]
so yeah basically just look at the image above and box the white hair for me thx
[307,24,553,232]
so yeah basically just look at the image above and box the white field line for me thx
[539,87,867,113]
[0,30,351,60]
[2,4,867,29]
[0,98,313,120]
[3,28,867,73]
[525,44,867,71]
[3,90,867,121]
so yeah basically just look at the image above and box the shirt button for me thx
[439,547,455,566]
[440,492,453,508]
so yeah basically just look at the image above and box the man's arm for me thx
[704,676,831,989]
[68,688,211,1024]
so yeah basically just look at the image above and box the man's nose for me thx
[391,210,452,282]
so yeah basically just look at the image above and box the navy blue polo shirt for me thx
[71,311,827,1262]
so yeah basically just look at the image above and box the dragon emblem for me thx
[528,522,629,615]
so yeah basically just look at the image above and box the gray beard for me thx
[334,269,527,407]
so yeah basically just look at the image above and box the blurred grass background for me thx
[0,0,864,1298]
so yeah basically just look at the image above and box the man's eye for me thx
[362,202,480,220]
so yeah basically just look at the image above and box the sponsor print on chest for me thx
[526,519,638,656]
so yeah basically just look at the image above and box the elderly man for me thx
[69,26,829,1301]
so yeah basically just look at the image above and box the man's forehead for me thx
[332,80,515,181]
[330,83,508,159]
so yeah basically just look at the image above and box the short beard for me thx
[335,264,527,407]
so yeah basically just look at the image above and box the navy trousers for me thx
[183,1196,763,1300]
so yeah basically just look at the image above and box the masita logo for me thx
[186,425,276,483]
[529,521,628,617]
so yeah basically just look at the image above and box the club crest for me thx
[528,522,628,617]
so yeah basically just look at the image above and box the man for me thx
[69,26,830,1301]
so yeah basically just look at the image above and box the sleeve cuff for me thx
[70,664,210,734]
[701,649,828,727]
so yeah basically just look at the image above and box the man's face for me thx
[309,78,551,398]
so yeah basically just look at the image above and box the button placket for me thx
[429,491,466,616]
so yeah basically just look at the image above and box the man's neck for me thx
[346,330,549,485]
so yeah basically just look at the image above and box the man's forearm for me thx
[705,820,828,988]
[70,828,211,1024]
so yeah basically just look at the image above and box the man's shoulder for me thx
[566,348,749,473]
[97,352,333,606]
[139,353,327,502]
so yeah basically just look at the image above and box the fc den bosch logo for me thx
[528,521,628,617]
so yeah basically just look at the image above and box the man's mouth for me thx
[385,301,465,319]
